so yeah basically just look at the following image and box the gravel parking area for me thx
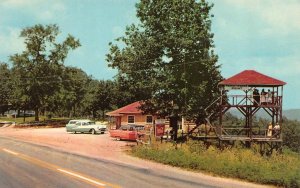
[0,127,136,164]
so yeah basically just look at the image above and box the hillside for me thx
[283,109,300,121]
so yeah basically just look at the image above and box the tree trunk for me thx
[23,106,26,123]
[35,108,39,121]
[73,105,76,118]
[69,109,72,118]
[92,110,96,119]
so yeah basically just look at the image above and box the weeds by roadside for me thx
[131,140,300,187]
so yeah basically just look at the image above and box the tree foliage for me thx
[282,117,300,153]
[83,80,116,119]
[9,24,80,121]
[107,0,222,121]
[0,63,12,115]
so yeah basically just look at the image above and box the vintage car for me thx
[109,124,144,141]
[66,119,107,134]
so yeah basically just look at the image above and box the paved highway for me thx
[0,137,267,188]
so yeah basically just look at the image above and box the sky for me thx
[0,0,299,109]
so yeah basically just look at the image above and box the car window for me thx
[69,121,77,124]
[75,122,81,126]
[120,126,128,131]
[88,122,95,125]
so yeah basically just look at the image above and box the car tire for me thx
[101,132,104,134]
[91,129,96,135]
[74,131,77,134]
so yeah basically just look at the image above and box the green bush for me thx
[282,118,300,153]
[131,142,300,187]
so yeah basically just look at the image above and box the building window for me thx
[146,115,153,124]
[128,115,135,124]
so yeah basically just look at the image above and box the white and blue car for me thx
[66,119,107,134]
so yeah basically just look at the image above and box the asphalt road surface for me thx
[0,136,267,188]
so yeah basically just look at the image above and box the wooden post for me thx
[170,115,179,141]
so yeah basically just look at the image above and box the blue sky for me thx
[0,0,299,109]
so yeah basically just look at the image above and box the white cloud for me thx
[0,0,66,21]
[0,0,41,8]
[271,56,300,76]
[0,27,24,57]
[38,2,66,21]
[221,54,300,80]
[223,0,300,35]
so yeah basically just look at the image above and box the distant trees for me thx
[107,0,222,122]
[83,80,116,119]
[0,24,119,121]
[282,117,300,153]
[0,63,12,115]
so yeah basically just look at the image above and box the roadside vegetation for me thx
[132,116,300,187]
[132,141,300,187]
[0,116,45,124]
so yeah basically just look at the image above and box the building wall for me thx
[120,114,156,126]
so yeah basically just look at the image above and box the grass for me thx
[0,116,71,128]
[131,141,300,187]
[0,116,40,123]
[0,116,71,122]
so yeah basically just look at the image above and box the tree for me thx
[10,24,80,121]
[83,80,116,119]
[0,63,12,115]
[107,0,222,123]
[48,66,89,118]
[282,117,300,153]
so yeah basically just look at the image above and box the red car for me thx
[109,125,144,141]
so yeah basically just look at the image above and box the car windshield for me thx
[134,126,144,131]
[119,126,127,130]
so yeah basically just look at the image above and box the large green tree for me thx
[107,0,222,122]
[10,24,80,121]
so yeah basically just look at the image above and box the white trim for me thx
[127,115,135,124]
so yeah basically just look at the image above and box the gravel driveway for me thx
[0,127,134,163]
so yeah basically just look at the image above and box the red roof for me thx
[219,70,286,86]
[106,101,142,116]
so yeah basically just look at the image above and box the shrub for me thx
[131,142,300,187]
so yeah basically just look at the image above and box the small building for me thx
[106,101,156,129]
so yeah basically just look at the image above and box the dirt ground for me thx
[0,126,272,188]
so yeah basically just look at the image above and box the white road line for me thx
[2,148,19,155]
[57,168,106,187]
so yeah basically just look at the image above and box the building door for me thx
[116,117,121,129]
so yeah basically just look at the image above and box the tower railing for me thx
[223,95,282,107]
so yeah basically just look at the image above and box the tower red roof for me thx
[219,70,286,86]
[106,101,142,116]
